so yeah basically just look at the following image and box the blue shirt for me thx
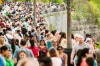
[0,55,6,66]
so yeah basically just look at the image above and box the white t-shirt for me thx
[51,57,62,66]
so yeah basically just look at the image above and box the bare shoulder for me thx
[63,53,68,58]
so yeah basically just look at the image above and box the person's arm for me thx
[29,50,34,58]
[70,46,76,64]
[13,50,18,64]
[64,53,68,66]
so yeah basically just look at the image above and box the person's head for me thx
[52,40,57,47]
[82,48,91,57]
[49,48,58,57]
[40,40,46,46]
[20,39,26,47]
[60,32,66,39]
[74,34,80,41]
[19,50,27,59]
[85,34,92,38]
[79,35,85,43]
[17,58,39,66]
[77,48,91,66]
[85,38,92,44]
[24,34,29,41]
[36,26,40,32]
[57,46,63,53]
[0,46,9,56]
[47,33,53,39]
[5,50,12,59]
[86,57,94,66]
[40,57,52,66]
[29,38,35,48]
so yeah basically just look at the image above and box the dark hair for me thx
[49,48,57,57]
[29,38,35,48]
[19,50,27,55]
[85,34,91,38]
[60,32,66,39]
[51,30,57,36]
[20,39,26,46]
[86,57,94,66]
[60,32,66,43]
[77,48,89,66]
[15,39,19,46]
[40,57,52,66]
[71,34,74,39]
[0,46,9,53]
[10,39,16,54]
[36,26,40,30]
[40,40,46,46]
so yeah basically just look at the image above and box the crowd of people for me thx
[0,1,98,66]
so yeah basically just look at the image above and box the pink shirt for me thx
[80,58,88,66]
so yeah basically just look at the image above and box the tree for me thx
[52,0,63,4]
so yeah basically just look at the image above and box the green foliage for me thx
[52,0,63,4]
[96,42,100,48]
[71,0,100,26]
[89,0,100,25]
[49,23,58,31]
[40,0,49,3]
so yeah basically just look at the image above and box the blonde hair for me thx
[0,38,5,46]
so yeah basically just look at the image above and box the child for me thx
[19,50,27,59]
[5,50,14,66]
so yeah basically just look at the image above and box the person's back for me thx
[80,58,88,66]
[14,39,34,64]
[51,57,62,66]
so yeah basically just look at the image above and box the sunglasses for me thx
[58,48,63,50]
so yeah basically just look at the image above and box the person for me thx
[4,50,14,66]
[70,35,91,64]
[57,46,68,66]
[0,55,6,66]
[4,29,13,45]
[28,38,39,58]
[72,34,80,48]
[40,57,52,66]
[9,39,19,58]
[85,38,95,56]
[38,40,48,61]
[77,48,92,66]
[59,32,67,49]
[33,26,41,45]
[50,40,58,50]
[74,49,82,66]
[46,33,53,49]
[19,50,27,60]
[0,46,10,66]
[17,58,39,66]
[13,39,34,64]
[49,48,62,66]
[86,57,94,66]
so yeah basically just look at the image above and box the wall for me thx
[43,11,100,41]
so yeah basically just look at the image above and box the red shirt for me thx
[28,46,39,58]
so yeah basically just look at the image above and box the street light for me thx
[67,0,71,49]
[34,0,36,27]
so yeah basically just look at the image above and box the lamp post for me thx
[67,0,71,49]
[34,0,36,27]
